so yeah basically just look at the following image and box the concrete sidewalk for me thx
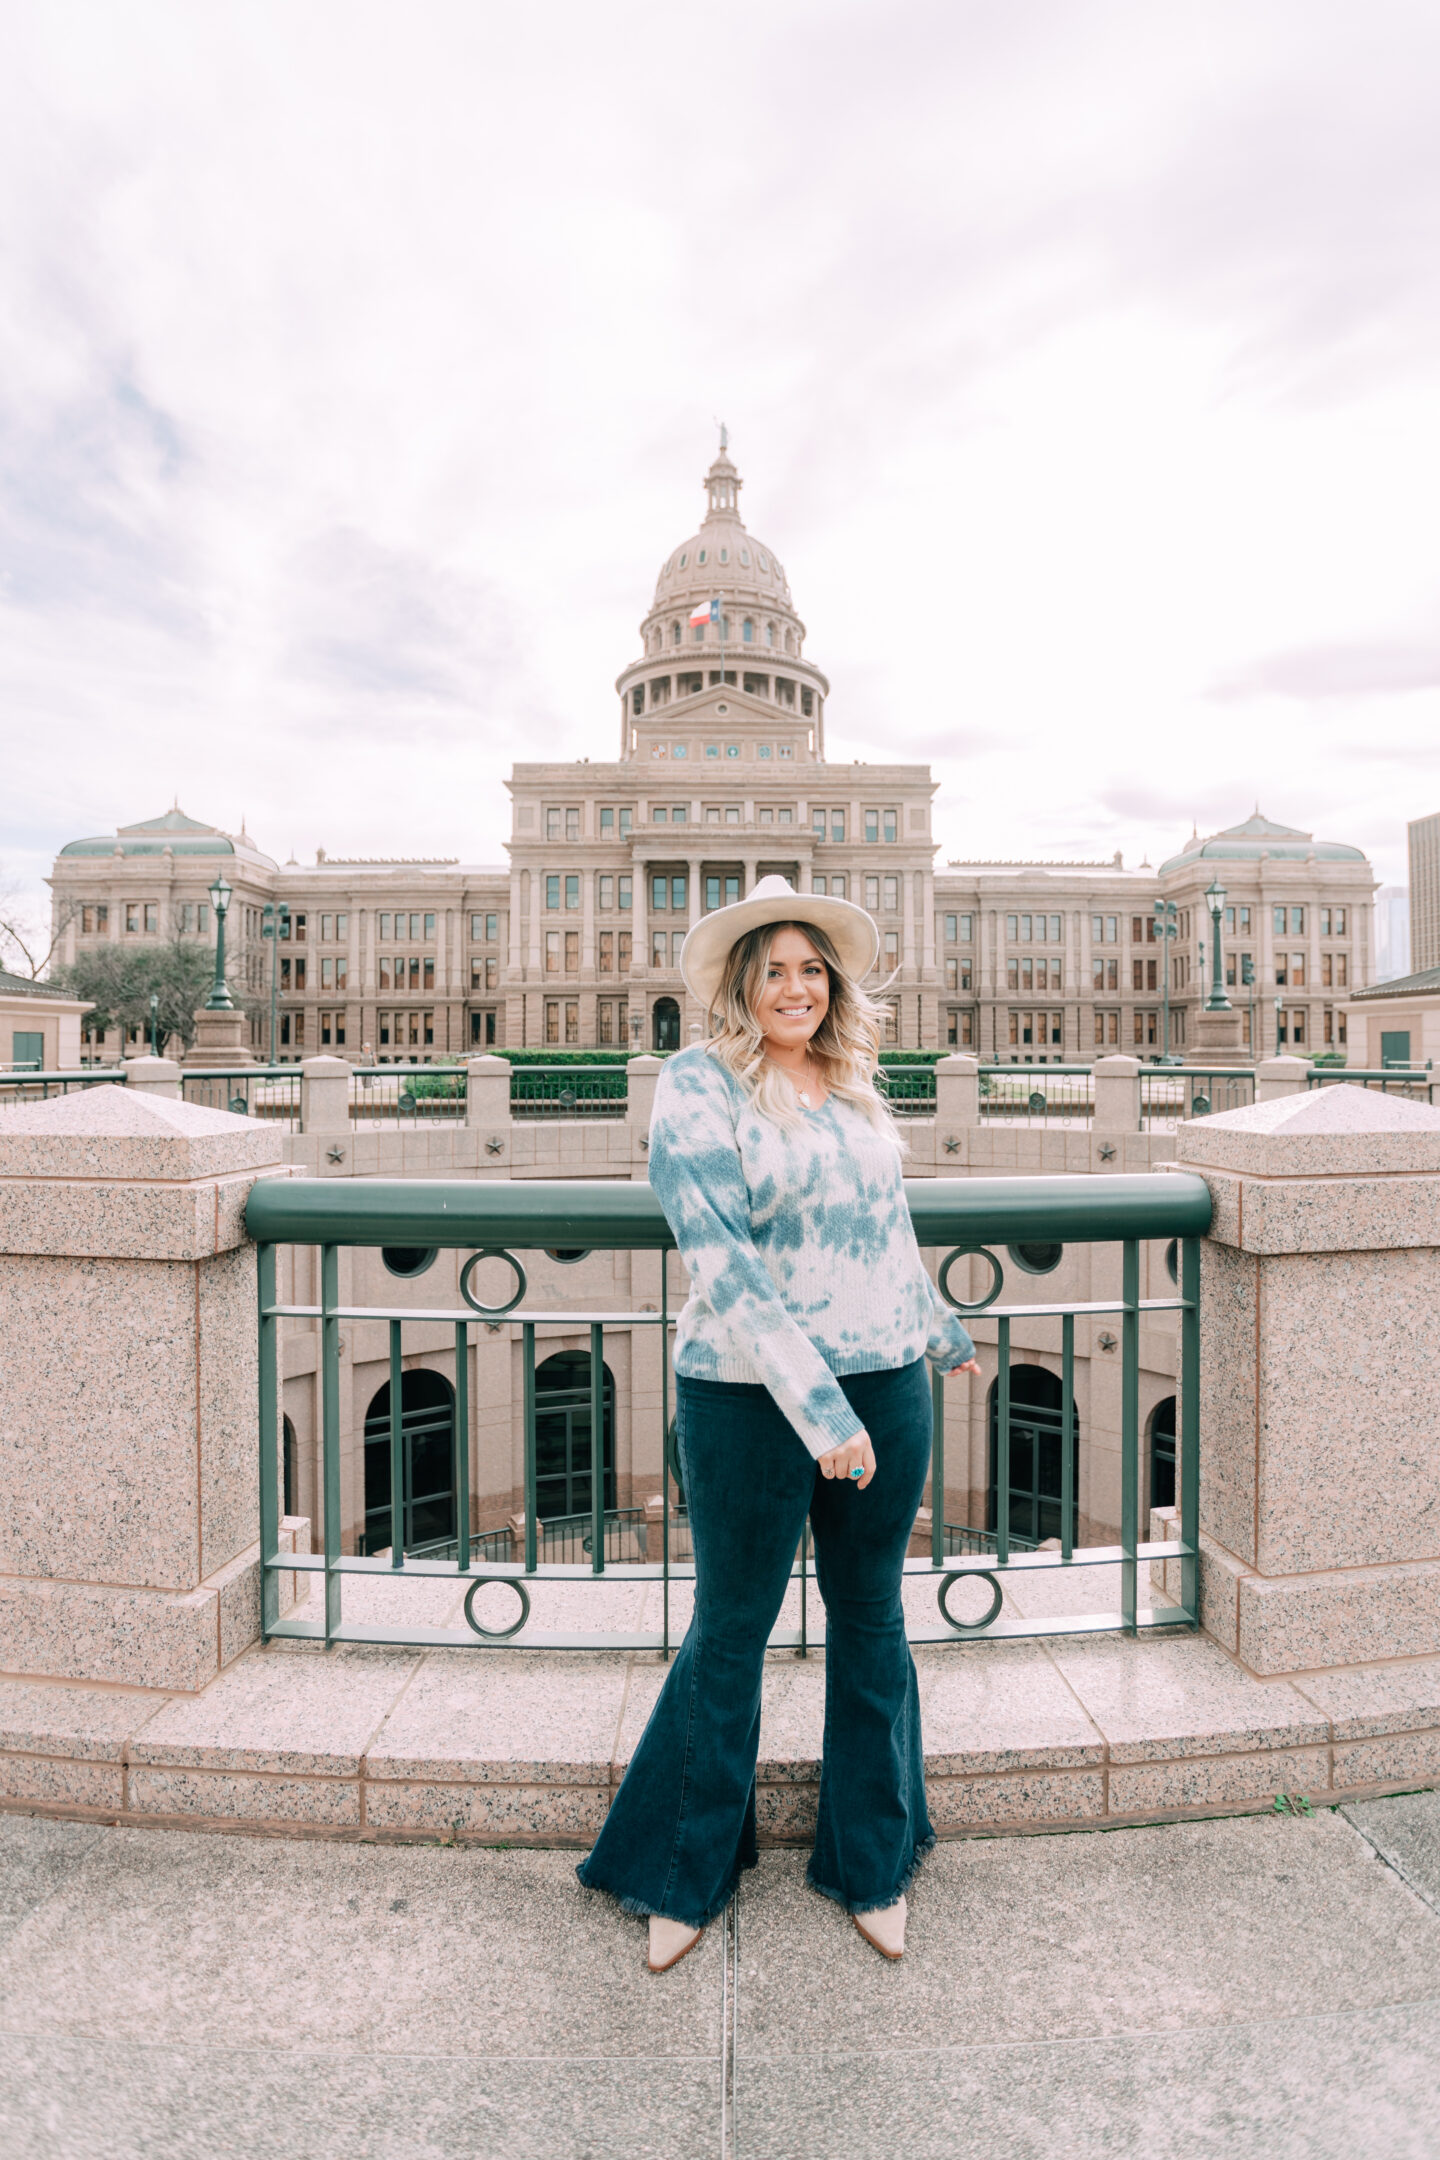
[1,1798,1438,2159]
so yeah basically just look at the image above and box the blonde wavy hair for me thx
[706,920,898,1135]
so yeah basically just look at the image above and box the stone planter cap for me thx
[0,1082,285,1180]
[1177,1081,1440,1175]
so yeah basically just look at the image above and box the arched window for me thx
[653,995,681,1051]
[361,1370,457,1557]
[987,1367,1080,1547]
[1149,1396,1177,1511]
[742,618,754,643]
[765,622,775,647]
[534,1351,616,1521]
[671,621,681,644]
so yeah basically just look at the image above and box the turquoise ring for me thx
[848,1465,864,1480]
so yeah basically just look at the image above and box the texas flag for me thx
[689,598,720,627]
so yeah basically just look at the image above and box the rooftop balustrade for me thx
[246,1170,1211,1659]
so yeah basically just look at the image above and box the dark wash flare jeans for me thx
[577,1357,935,1927]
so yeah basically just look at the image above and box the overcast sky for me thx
[3,0,1438,922]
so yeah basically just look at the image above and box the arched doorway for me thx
[361,1370,457,1556]
[1149,1396,1177,1511]
[987,1366,1080,1547]
[535,1351,616,1521]
[653,997,681,1052]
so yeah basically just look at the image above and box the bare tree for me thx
[0,870,77,981]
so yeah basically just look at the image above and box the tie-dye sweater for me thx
[647,1044,976,1459]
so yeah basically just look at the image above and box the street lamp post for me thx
[1154,899,1178,1057]
[1204,879,1231,1012]
[205,876,234,1012]
[1275,995,1285,1058]
[148,991,160,1059]
[1241,955,1256,1059]
[262,901,290,1060]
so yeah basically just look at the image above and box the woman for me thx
[577,875,979,1970]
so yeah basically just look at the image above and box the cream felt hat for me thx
[679,875,880,1012]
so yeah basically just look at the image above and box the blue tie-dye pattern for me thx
[647,1044,976,1460]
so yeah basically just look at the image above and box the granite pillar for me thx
[0,1086,292,1691]
[299,1054,351,1135]
[934,1053,980,1138]
[1177,1084,1440,1676]
[1093,1054,1141,1132]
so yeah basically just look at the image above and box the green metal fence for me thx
[180,1066,303,1128]
[509,1066,629,1118]
[0,1067,125,1102]
[1306,1066,1435,1103]
[247,1171,1209,1656]
[1140,1068,1256,1130]
[980,1065,1094,1124]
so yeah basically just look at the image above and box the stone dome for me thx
[1158,812,1368,876]
[58,807,278,871]
[648,445,796,622]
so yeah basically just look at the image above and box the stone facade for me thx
[47,452,1375,1066]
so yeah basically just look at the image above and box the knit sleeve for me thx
[647,1054,866,1460]
[924,1277,977,1371]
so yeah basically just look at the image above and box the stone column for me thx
[123,1055,181,1099]
[1092,1053,1141,1132]
[464,1055,512,1131]
[0,1087,291,1690]
[1177,1084,1440,1675]
[627,1053,663,1173]
[300,1054,351,1134]
[934,1053,979,1145]
[1256,1054,1310,1102]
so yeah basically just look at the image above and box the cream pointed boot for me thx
[853,1895,906,1960]
[648,1915,703,1973]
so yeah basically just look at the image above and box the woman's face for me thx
[755,926,830,1053]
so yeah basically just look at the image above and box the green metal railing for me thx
[509,1066,629,1118]
[1140,1068,1255,1129]
[1306,1066,1435,1103]
[349,1066,468,1122]
[980,1065,1094,1124]
[247,1172,1209,1655]
[0,1067,124,1102]
[181,1066,302,1128]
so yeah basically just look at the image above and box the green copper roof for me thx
[57,808,277,869]
[1159,812,1367,875]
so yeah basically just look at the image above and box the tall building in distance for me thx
[47,444,1377,1065]
[1374,885,1412,983]
[1408,812,1440,976]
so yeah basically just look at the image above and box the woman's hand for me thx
[945,1359,982,1380]
[818,1431,877,1489]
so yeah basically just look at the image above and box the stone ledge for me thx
[2,1629,1440,1845]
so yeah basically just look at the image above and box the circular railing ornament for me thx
[937,1245,1004,1315]
[459,1248,528,1318]
[1191,1092,1211,1117]
[1027,1090,1047,1114]
[937,1569,1004,1633]
[463,1576,531,1641]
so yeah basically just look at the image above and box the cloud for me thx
[1211,642,1440,701]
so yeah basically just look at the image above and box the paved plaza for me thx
[0,1793,1438,2158]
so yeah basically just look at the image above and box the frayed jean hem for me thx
[574,1850,757,1930]
[805,1829,935,1917]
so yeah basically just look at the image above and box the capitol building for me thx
[49,445,1376,1063]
